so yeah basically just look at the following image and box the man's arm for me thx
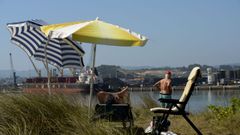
[153,80,161,87]
[168,80,172,90]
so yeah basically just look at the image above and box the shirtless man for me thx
[153,71,172,108]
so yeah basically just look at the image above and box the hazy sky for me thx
[0,0,240,70]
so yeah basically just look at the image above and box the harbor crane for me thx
[9,53,17,88]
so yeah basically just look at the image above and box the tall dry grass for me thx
[0,94,239,135]
[0,94,121,135]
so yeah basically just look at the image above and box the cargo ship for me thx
[23,69,107,94]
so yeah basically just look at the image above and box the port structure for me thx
[9,53,17,88]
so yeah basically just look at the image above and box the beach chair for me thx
[150,67,202,135]
[92,88,134,128]
[94,103,134,128]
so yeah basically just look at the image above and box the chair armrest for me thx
[158,98,183,104]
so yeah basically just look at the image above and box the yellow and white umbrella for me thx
[40,18,148,114]
[41,18,147,46]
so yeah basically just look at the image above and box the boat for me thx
[23,68,108,94]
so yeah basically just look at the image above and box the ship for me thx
[23,68,108,94]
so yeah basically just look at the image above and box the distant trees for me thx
[132,64,217,72]
[97,65,125,78]
[103,78,126,90]
[96,64,240,80]
[187,64,215,71]
[219,65,234,70]
[95,64,239,87]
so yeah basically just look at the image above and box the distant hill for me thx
[121,66,156,70]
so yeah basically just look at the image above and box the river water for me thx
[79,89,240,113]
[129,89,240,113]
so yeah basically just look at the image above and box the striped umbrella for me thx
[7,20,85,69]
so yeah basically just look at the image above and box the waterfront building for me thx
[207,68,215,84]
[225,70,235,80]
[236,69,240,79]
[217,70,226,79]
[216,69,240,84]
[216,70,226,85]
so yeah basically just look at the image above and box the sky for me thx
[0,0,240,70]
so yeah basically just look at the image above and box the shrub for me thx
[208,98,240,120]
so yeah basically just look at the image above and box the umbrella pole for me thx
[60,68,64,77]
[28,56,41,77]
[56,66,63,77]
[19,48,41,77]
[44,37,51,95]
[88,44,97,117]
[42,61,48,71]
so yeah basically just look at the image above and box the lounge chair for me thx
[92,87,134,128]
[94,104,134,128]
[150,67,202,135]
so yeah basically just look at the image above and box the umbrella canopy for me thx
[7,20,85,69]
[40,18,148,114]
[40,18,148,47]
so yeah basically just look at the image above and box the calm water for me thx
[129,89,240,113]
[78,89,240,113]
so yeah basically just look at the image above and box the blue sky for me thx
[0,0,240,70]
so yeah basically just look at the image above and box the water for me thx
[129,89,240,113]
[3,88,239,113]
[78,89,240,113]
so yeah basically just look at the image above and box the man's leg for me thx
[166,95,172,108]
[159,94,165,107]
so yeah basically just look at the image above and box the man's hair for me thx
[165,70,172,75]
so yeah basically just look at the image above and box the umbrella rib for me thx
[7,20,85,69]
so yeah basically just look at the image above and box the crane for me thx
[9,53,17,88]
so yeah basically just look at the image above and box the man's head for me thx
[165,70,172,79]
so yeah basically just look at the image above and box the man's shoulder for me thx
[167,79,172,83]
[161,78,170,81]
[160,79,165,82]
[162,79,171,83]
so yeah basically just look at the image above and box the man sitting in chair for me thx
[153,71,172,108]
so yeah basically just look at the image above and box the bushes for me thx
[206,98,240,135]
[208,98,240,120]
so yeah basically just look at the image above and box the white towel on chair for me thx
[161,131,177,135]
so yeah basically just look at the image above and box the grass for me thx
[0,94,122,135]
[0,94,239,135]
[132,96,240,135]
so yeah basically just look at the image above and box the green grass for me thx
[0,94,239,135]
